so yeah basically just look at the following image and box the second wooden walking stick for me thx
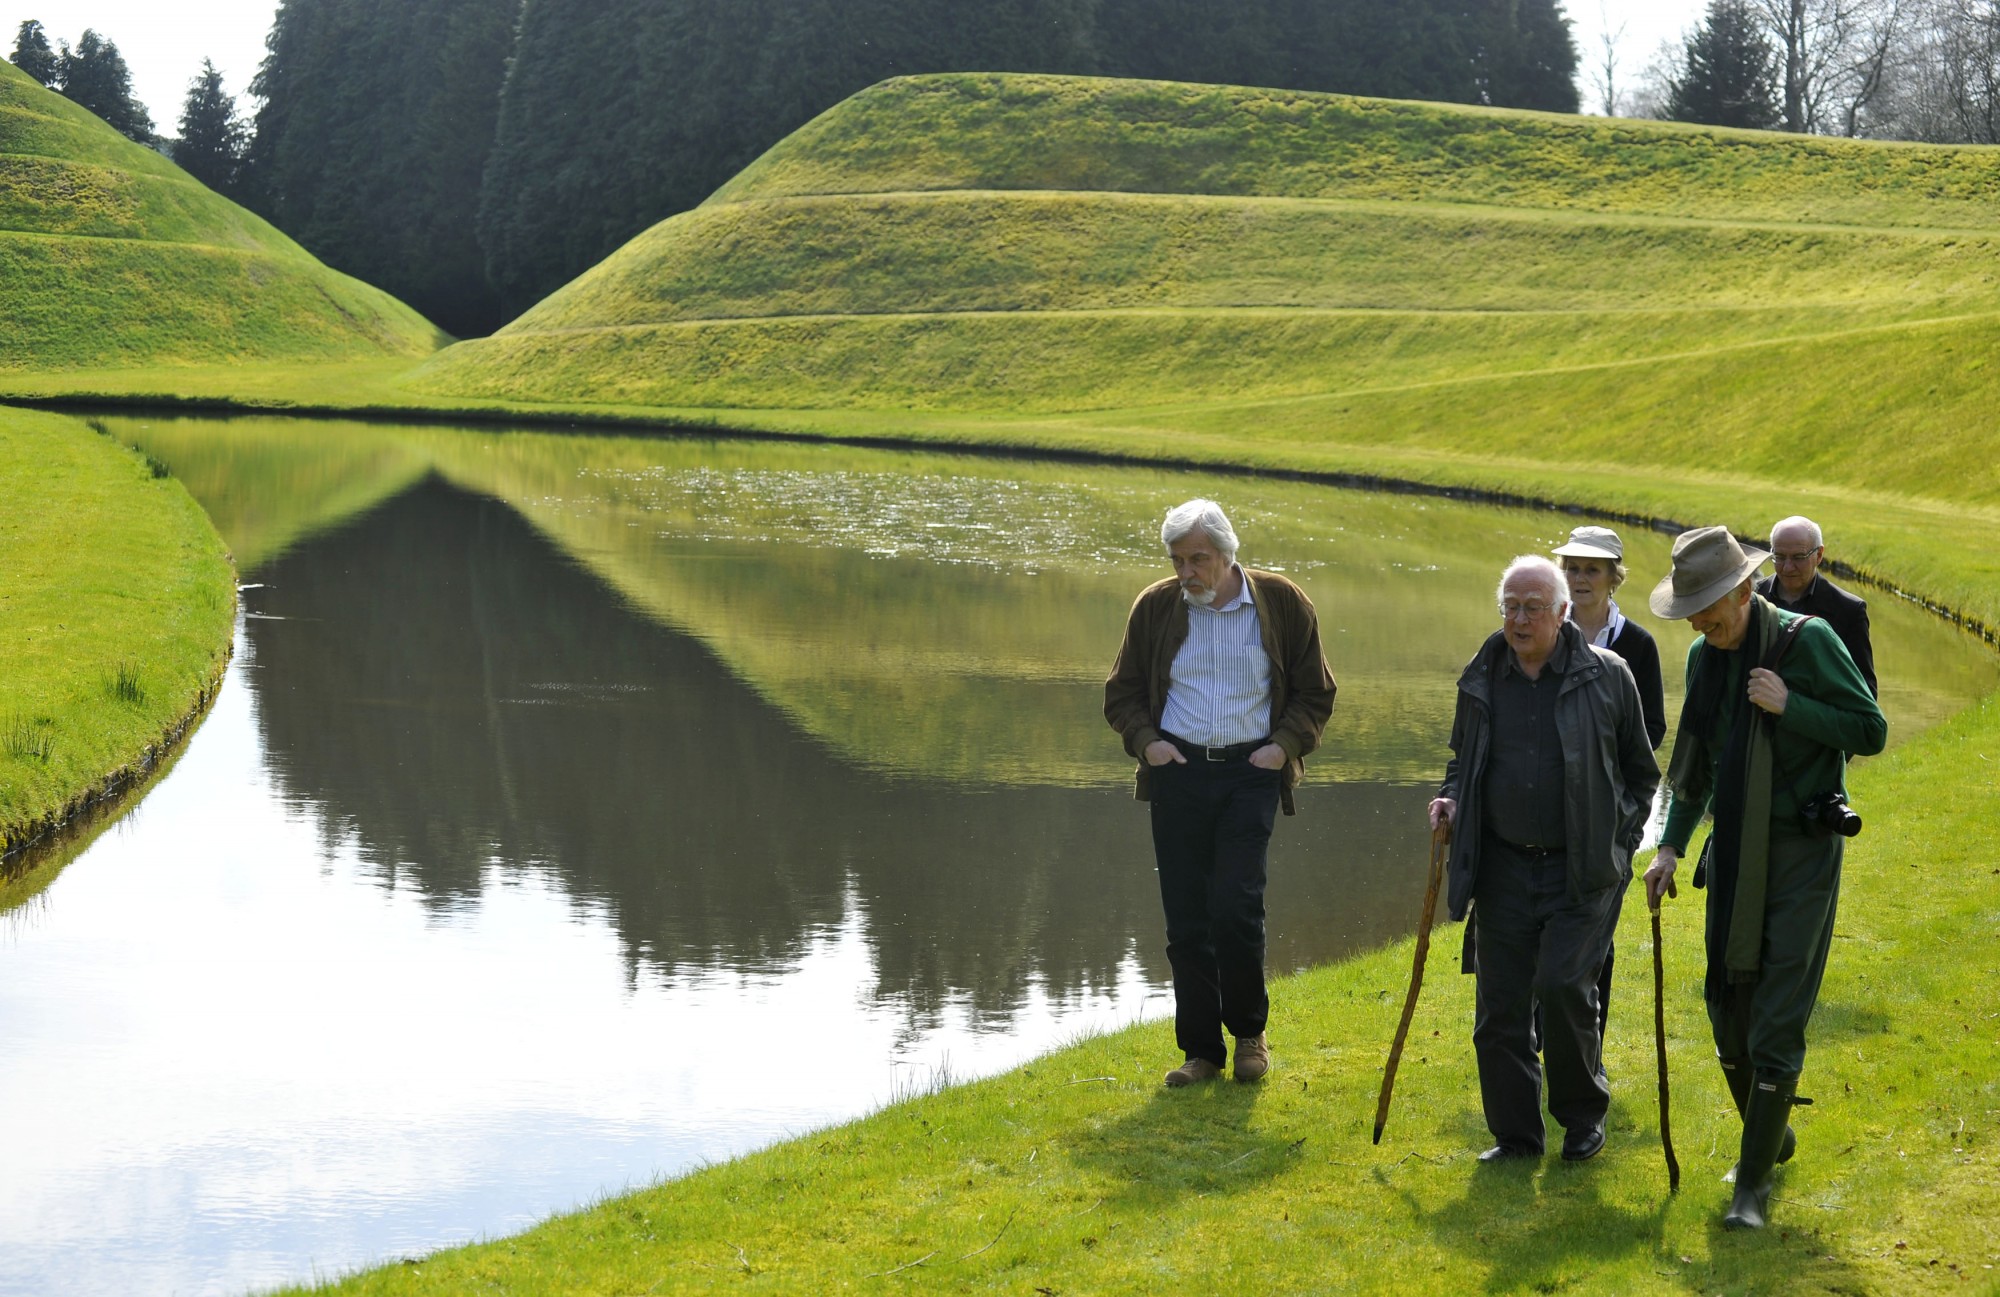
[1373,821,1449,1145]
[1651,899,1681,1192]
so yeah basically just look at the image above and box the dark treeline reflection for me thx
[245,477,1432,1024]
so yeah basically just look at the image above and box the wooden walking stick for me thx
[1651,899,1681,1192]
[1373,821,1449,1144]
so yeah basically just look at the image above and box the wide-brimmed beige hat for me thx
[1649,526,1770,619]
[1552,525,1623,560]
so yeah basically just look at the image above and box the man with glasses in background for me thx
[1428,556,1659,1164]
[1755,516,1876,698]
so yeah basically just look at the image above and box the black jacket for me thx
[1436,622,1661,922]
[1755,573,1876,698]
[1603,617,1666,750]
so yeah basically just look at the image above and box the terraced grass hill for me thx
[0,60,445,370]
[411,74,2000,499]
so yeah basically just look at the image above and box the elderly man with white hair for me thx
[1428,555,1659,1164]
[1104,498,1336,1087]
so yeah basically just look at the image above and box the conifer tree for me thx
[176,59,246,195]
[10,19,60,86]
[57,29,155,143]
[1665,0,1782,129]
[243,0,516,336]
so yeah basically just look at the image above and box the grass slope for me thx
[408,74,2000,536]
[0,408,235,856]
[0,61,446,370]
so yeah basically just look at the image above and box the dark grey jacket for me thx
[1437,621,1661,921]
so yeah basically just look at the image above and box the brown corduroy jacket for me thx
[1102,568,1336,815]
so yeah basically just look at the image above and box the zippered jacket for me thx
[1437,621,1662,921]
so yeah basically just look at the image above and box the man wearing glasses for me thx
[1428,556,1659,1164]
[1755,516,1876,698]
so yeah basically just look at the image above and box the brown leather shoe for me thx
[1232,1033,1270,1082]
[1164,1056,1223,1087]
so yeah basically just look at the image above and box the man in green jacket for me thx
[1643,527,1886,1231]
[1104,498,1336,1088]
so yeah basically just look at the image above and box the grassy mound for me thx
[0,60,446,370]
[0,408,235,859]
[411,74,2000,451]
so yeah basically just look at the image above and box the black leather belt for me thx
[1494,836,1564,859]
[1163,732,1269,762]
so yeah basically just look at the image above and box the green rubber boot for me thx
[1719,1056,1794,1182]
[1723,1073,1799,1230]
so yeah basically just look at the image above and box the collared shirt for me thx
[1159,566,1272,745]
[1482,636,1569,848]
[1570,597,1627,649]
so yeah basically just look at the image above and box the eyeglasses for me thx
[1499,601,1554,620]
[1773,549,1820,566]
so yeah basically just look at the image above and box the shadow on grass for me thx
[1378,1106,1878,1295]
[1398,1150,1678,1293]
[1065,1077,1304,1212]
[1806,997,1893,1041]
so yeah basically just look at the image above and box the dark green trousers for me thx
[1706,833,1844,1077]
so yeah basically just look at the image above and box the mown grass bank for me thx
[0,407,236,861]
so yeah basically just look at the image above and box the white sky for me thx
[6,0,1708,135]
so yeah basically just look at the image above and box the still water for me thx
[3,416,1991,1295]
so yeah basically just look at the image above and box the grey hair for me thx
[1771,515,1823,548]
[1161,498,1239,563]
[1496,554,1568,610]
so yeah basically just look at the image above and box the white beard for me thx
[1183,584,1218,607]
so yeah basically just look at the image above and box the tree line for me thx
[14,1,1579,337]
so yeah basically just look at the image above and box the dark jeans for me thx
[1471,836,1624,1150]
[1148,755,1280,1067]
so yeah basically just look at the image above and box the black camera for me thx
[1802,791,1863,838]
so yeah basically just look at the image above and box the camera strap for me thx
[1760,612,1817,676]
[1760,613,1826,799]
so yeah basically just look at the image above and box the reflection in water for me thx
[248,478,1430,1009]
[3,414,1993,1296]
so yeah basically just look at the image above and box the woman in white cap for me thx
[1641,526,1885,1231]
[1553,525,1665,750]
[1553,525,1666,1050]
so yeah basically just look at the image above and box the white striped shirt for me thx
[1160,569,1272,745]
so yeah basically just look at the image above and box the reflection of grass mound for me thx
[413,72,2000,429]
[0,61,445,370]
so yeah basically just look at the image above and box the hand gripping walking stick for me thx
[1651,898,1681,1192]
[1373,821,1449,1145]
